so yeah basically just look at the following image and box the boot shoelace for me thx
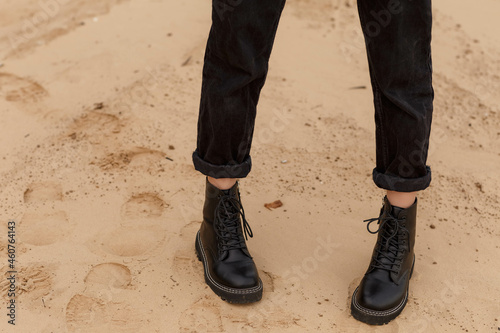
[214,189,253,253]
[363,214,408,274]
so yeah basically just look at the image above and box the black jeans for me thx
[192,0,434,192]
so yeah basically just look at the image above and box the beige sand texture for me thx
[0,0,499,332]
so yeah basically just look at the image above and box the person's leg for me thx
[351,0,433,325]
[193,0,286,304]
[193,0,287,180]
[359,0,433,192]
[386,190,417,208]
[208,177,237,190]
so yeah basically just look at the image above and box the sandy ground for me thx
[0,0,499,332]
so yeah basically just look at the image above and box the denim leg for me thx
[193,0,287,179]
[357,0,434,192]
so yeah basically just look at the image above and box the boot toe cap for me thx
[214,261,260,289]
[355,274,406,311]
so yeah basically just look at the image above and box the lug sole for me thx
[195,231,263,304]
[350,256,415,325]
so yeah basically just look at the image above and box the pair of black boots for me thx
[195,178,417,325]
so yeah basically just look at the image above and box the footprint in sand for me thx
[97,147,166,173]
[21,182,74,246]
[66,294,144,332]
[178,296,224,333]
[87,191,167,257]
[0,264,53,303]
[82,263,133,308]
[23,181,63,203]
[70,111,121,143]
[0,72,48,103]
[65,294,109,332]
[65,263,143,333]
[90,188,168,257]
[120,192,168,219]
[84,263,132,286]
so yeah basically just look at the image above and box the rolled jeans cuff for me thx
[192,150,252,179]
[372,166,432,192]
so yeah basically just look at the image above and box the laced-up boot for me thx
[351,196,417,325]
[195,178,263,303]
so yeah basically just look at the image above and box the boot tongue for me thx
[220,182,239,197]
[217,190,252,260]
[391,206,405,220]
[372,200,403,278]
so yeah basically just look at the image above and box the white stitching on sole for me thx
[197,231,263,295]
[351,286,408,316]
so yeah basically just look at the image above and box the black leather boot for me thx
[195,178,263,303]
[351,196,417,325]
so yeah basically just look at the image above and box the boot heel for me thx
[195,232,202,262]
[409,255,415,279]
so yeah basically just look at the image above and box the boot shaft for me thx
[200,178,251,259]
[367,196,418,283]
[202,178,240,226]
[385,197,417,254]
